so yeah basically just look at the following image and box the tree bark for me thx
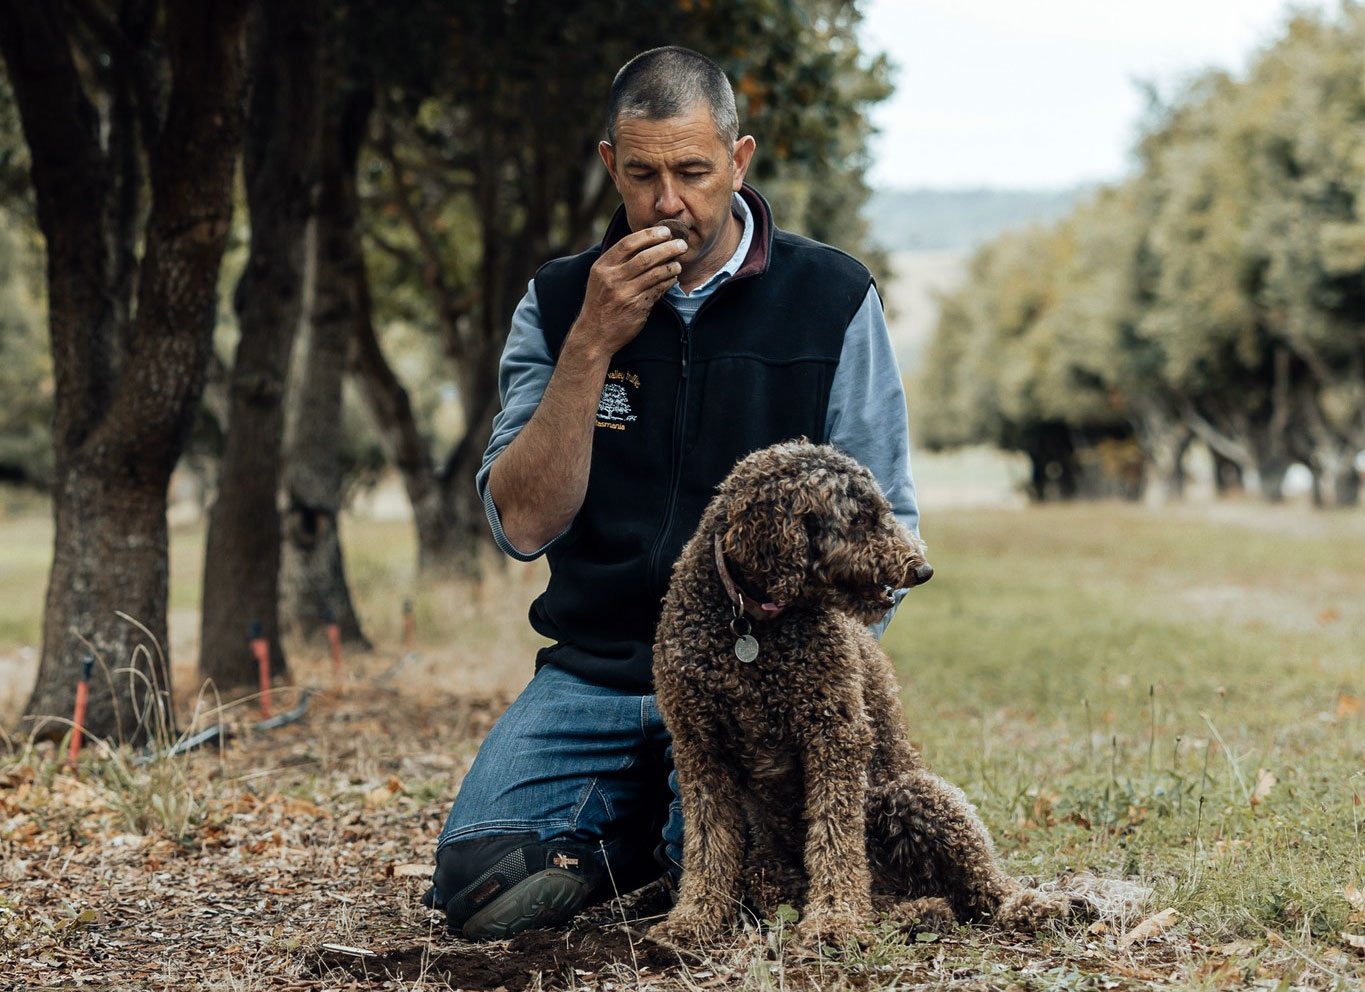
[199,0,323,689]
[1020,423,1080,501]
[279,67,371,646]
[1131,400,1192,504]
[1333,466,1361,508]
[1,0,248,743]
[349,265,463,573]
[433,335,502,578]
[1211,451,1244,496]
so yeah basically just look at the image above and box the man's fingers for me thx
[620,237,688,279]
[624,244,686,285]
[604,225,675,262]
[636,259,682,290]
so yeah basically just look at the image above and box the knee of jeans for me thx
[431,831,540,910]
[432,831,604,926]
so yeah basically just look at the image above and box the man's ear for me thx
[599,140,620,190]
[731,135,756,190]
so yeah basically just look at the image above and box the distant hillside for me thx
[880,250,966,374]
[864,187,1090,253]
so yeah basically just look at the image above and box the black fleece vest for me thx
[528,186,872,690]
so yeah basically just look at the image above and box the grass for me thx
[1,489,1363,988]
[884,503,1365,986]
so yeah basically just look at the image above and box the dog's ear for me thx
[719,474,810,606]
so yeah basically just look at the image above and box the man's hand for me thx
[488,226,686,553]
[572,226,688,359]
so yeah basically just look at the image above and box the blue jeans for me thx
[434,662,684,900]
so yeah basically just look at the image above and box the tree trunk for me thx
[280,70,371,647]
[29,471,175,745]
[349,251,461,572]
[199,0,322,689]
[1132,401,1191,504]
[1,0,248,744]
[1021,423,1080,501]
[1333,466,1361,508]
[1211,451,1244,496]
[432,338,503,578]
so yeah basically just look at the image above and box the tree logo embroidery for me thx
[596,369,640,431]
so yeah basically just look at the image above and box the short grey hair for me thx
[607,46,739,146]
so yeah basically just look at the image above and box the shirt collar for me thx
[599,184,773,283]
[669,193,753,299]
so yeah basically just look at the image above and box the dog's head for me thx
[712,440,932,623]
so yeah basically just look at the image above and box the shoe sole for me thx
[462,868,590,940]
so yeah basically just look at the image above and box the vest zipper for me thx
[641,272,758,589]
[645,306,692,588]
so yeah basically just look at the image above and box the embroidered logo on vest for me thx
[596,369,640,431]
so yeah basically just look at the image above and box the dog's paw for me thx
[794,909,871,948]
[875,895,957,929]
[648,908,729,946]
[994,886,1077,930]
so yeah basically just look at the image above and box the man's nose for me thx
[655,177,683,216]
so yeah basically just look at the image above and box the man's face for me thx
[599,102,756,275]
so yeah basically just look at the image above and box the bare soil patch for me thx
[312,922,684,991]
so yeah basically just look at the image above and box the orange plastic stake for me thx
[326,622,343,679]
[67,655,94,767]
[249,621,272,718]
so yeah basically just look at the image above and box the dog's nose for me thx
[912,562,934,585]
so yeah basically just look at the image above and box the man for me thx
[425,46,918,939]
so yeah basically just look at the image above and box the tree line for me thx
[916,7,1365,507]
[0,0,890,743]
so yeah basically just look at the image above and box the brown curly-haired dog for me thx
[651,440,1073,945]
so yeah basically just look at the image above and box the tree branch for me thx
[1178,398,1253,466]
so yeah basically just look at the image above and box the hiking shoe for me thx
[462,865,592,939]
[431,836,598,939]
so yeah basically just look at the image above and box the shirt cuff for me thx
[479,470,568,562]
[868,586,910,639]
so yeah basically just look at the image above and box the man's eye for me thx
[682,171,708,179]
[628,171,654,180]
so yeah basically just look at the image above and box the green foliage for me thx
[0,74,48,488]
[357,0,893,434]
[918,5,1365,504]
[0,71,32,220]
[0,208,50,488]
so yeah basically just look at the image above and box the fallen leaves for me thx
[319,942,378,957]
[0,678,498,991]
[1117,908,1179,950]
[364,775,405,809]
[1344,885,1365,926]
[1250,769,1276,806]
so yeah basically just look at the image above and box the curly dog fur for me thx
[651,440,1073,945]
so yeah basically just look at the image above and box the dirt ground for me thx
[0,645,1151,992]
[4,650,937,992]
[4,501,1363,990]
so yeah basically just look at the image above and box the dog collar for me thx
[713,534,787,620]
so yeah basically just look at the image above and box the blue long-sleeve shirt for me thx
[477,193,920,631]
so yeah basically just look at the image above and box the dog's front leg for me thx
[797,723,874,945]
[651,729,746,944]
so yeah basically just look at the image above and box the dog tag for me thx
[734,634,759,663]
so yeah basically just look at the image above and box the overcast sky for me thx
[859,0,1337,190]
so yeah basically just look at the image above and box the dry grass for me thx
[0,494,1363,989]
